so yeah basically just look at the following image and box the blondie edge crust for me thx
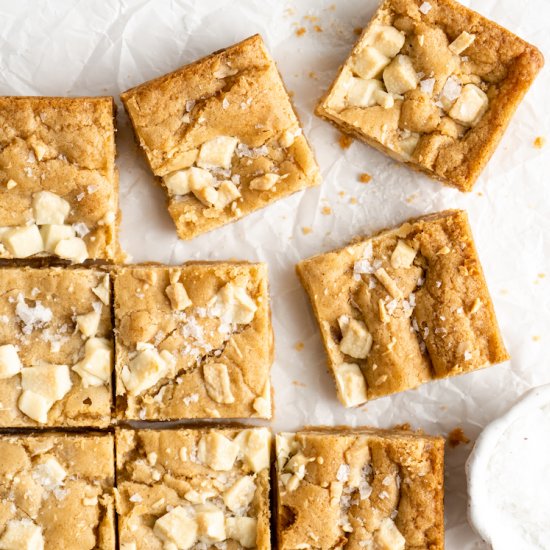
[116,427,271,550]
[276,427,444,550]
[0,432,115,550]
[297,210,509,407]
[114,262,273,421]
[121,34,320,240]
[316,0,544,191]
[0,96,121,262]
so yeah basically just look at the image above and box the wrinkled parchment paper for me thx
[1,0,549,546]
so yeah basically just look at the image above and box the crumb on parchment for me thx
[339,134,353,149]
[359,173,372,183]
[447,427,470,448]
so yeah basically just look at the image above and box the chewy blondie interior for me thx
[121,34,320,240]
[116,427,271,550]
[0,96,120,262]
[297,210,509,407]
[0,267,113,427]
[275,427,444,550]
[114,262,273,421]
[316,0,544,191]
[0,432,115,550]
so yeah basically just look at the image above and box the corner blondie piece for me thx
[114,262,273,421]
[316,0,544,191]
[121,34,320,239]
[275,427,444,550]
[0,96,120,262]
[116,427,271,550]
[0,267,113,427]
[297,210,508,407]
[0,432,115,550]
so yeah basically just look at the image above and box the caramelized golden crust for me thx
[297,210,509,407]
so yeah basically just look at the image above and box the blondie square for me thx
[121,34,320,240]
[316,0,544,191]
[0,96,120,262]
[297,210,508,407]
[0,267,113,427]
[113,262,273,421]
[275,427,444,550]
[116,427,271,550]
[0,432,115,550]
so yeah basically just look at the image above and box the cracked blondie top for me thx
[121,34,320,240]
[297,210,508,408]
[0,432,115,550]
[275,427,444,550]
[316,0,544,191]
[0,267,113,427]
[0,96,121,262]
[114,262,273,421]
[116,427,271,550]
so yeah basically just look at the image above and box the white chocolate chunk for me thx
[226,517,257,548]
[92,275,110,305]
[203,362,235,404]
[21,364,72,402]
[234,428,271,473]
[346,77,384,108]
[373,89,395,109]
[195,504,226,542]
[198,432,240,471]
[280,126,302,147]
[184,488,217,504]
[448,83,489,125]
[449,31,476,55]
[249,173,279,191]
[6,179,17,189]
[391,240,417,269]
[352,46,390,79]
[40,224,75,252]
[334,363,368,407]
[0,344,22,379]
[153,506,197,550]
[375,517,406,550]
[374,267,402,298]
[338,316,373,359]
[397,133,420,159]
[0,518,44,550]
[165,282,192,310]
[163,169,192,195]
[72,338,113,387]
[223,475,256,513]
[215,180,241,209]
[32,191,70,225]
[383,55,419,95]
[33,456,67,490]
[2,225,44,258]
[17,391,53,424]
[208,282,257,324]
[76,310,101,338]
[197,136,239,169]
[252,382,271,418]
[54,236,88,263]
[366,25,406,58]
[121,345,175,396]
[189,172,218,206]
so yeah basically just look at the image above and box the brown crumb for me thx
[447,427,470,449]
[308,71,318,80]
[339,134,353,149]
[314,25,323,32]
[301,226,312,235]
[534,136,546,149]
[303,15,319,23]
[354,27,363,35]
[349,197,358,205]
[294,341,305,351]
[477,191,483,197]
[532,335,541,342]
[338,191,346,198]
[393,423,412,431]
[321,206,332,215]
[406,193,418,203]
[295,27,306,37]
[358,173,372,184]
[292,380,307,387]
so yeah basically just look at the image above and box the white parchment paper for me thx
[1,0,549,547]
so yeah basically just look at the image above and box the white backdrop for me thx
[1,0,549,547]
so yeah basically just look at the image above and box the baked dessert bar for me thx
[0,432,115,550]
[316,0,544,191]
[275,427,444,549]
[0,267,113,427]
[121,34,320,240]
[114,262,273,421]
[116,427,271,549]
[296,210,509,407]
[0,96,120,262]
